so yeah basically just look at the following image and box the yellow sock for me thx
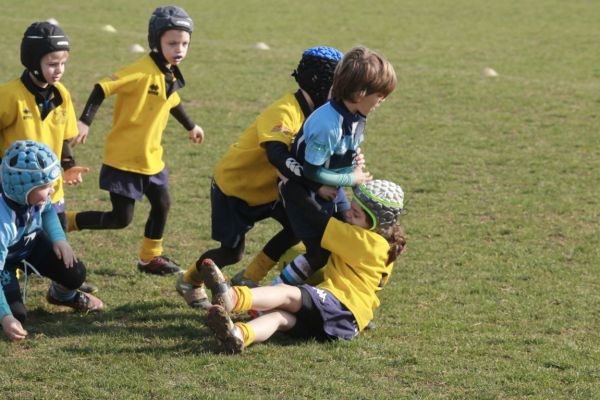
[139,237,163,262]
[183,262,203,286]
[231,286,253,312]
[234,322,255,347]
[276,242,306,271]
[244,251,277,282]
[66,211,79,232]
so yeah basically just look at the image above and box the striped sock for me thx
[277,255,313,286]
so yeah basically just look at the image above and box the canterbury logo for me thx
[285,158,302,177]
[148,84,160,95]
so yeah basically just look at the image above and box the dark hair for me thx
[331,46,397,103]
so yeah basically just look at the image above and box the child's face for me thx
[27,183,54,206]
[351,92,386,116]
[40,51,69,85]
[160,29,190,66]
[346,200,371,229]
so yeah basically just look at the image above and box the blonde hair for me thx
[330,46,397,103]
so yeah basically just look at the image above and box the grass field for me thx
[0,0,599,398]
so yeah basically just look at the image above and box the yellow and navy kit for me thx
[0,74,77,203]
[317,218,394,331]
[213,92,307,206]
[98,55,182,175]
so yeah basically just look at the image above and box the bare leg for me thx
[246,310,297,343]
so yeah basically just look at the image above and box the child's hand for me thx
[353,167,373,185]
[53,240,77,268]
[354,147,366,169]
[2,315,27,341]
[188,125,205,144]
[72,121,90,146]
[317,185,337,201]
[63,166,90,185]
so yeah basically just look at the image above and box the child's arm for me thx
[0,241,27,341]
[304,162,372,187]
[0,288,27,342]
[72,84,106,146]
[41,204,76,268]
[170,104,204,144]
[61,140,90,185]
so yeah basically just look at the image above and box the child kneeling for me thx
[198,178,406,354]
[0,141,103,342]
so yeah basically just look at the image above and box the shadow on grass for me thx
[20,299,305,355]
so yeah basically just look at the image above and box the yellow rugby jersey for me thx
[317,218,394,331]
[213,92,305,206]
[98,55,181,175]
[0,78,77,203]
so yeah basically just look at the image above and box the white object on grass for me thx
[128,43,146,53]
[254,42,270,50]
[102,25,117,33]
[481,67,498,77]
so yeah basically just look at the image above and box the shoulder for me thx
[0,78,25,97]
[53,82,72,100]
[304,103,341,135]
[0,201,17,242]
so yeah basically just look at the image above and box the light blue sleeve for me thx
[0,217,14,319]
[41,202,66,243]
[303,108,341,167]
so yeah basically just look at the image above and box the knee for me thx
[111,209,134,229]
[59,261,86,289]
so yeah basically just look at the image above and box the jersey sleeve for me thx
[255,99,299,147]
[303,117,339,166]
[98,71,144,97]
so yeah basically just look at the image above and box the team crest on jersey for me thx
[148,84,160,96]
[52,109,67,125]
[22,108,33,120]
[270,125,292,136]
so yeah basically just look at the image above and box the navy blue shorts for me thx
[287,285,358,341]
[285,188,350,239]
[210,179,281,249]
[99,164,169,200]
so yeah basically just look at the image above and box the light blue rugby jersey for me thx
[292,99,366,172]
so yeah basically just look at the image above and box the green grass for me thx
[1,0,599,398]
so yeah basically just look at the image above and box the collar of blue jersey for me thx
[329,99,367,136]
[149,52,186,94]
[329,98,367,122]
[0,187,37,217]
[20,70,64,120]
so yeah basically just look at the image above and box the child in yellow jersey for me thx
[68,6,204,275]
[174,47,343,309]
[198,179,406,354]
[0,21,95,294]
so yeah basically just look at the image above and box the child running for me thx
[0,141,103,341]
[175,46,343,308]
[0,21,94,293]
[199,178,406,354]
[273,46,397,286]
[68,6,204,275]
